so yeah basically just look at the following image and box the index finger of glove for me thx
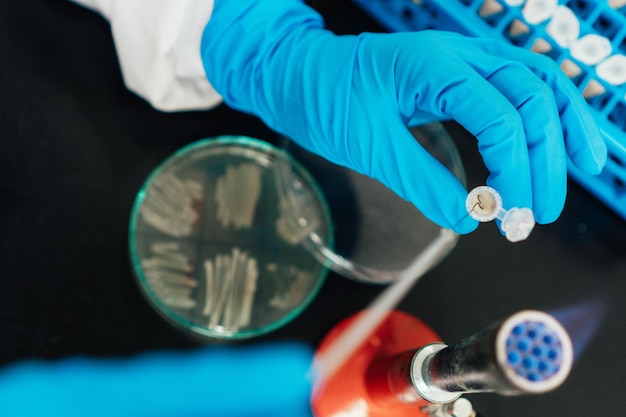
[481,61,567,223]
[414,67,533,212]
[364,121,478,234]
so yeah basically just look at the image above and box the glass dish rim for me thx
[128,135,334,340]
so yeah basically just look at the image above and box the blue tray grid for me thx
[350,0,626,220]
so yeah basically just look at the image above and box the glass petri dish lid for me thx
[276,123,466,284]
[129,136,332,340]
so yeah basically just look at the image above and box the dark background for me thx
[1,1,625,416]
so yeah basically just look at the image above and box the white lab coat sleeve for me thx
[70,0,222,112]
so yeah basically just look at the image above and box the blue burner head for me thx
[416,310,574,400]
[497,310,573,394]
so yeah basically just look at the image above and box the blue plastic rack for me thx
[351,0,626,220]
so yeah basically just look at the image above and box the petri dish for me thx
[129,136,332,339]
[277,123,466,284]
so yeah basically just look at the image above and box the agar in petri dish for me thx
[129,136,332,339]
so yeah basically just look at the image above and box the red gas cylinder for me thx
[312,310,442,417]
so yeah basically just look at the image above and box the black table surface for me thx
[1,1,625,417]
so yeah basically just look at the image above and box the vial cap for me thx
[501,207,535,242]
[505,320,564,382]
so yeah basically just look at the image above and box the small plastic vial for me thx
[609,0,626,10]
[596,54,626,86]
[546,6,580,48]
[466,186,536,242]
[522,0,558,24]
[570,34,613,66]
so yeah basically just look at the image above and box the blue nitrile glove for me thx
[0,343,314,417]
[201,0,607,234]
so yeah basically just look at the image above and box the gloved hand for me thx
[201,0,607,234]
[0,343,314,417]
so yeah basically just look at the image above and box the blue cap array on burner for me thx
[506,320,564,382]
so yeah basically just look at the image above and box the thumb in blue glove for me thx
[0,343,314,417]
[201,0,607,234]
